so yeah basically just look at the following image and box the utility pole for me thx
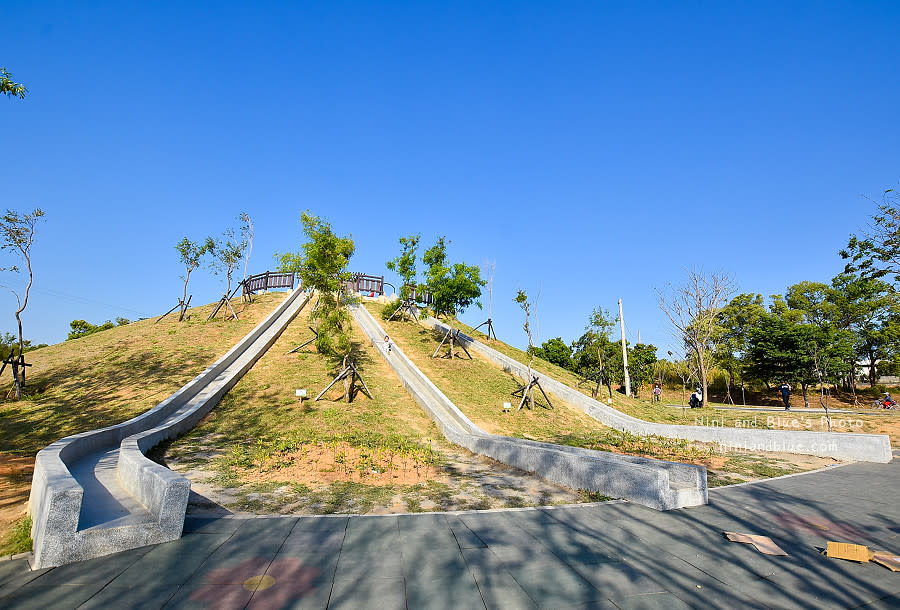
[619,298,631,397]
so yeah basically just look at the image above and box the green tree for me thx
[277,212,355,359]
[209,224,248,301]
[746,311,853,406]
[175,236,214,321]
[1,68,26,99]
[841,186,900,284]
[571,307,618,399]
[422,236,485,319]
[0,208,44,398]
[385,233,420,301]
[66,318,128,340]
[534,337,572,370]
[628,343,658,397]
[714,293,767,402]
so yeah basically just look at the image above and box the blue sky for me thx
[2,1,899,357]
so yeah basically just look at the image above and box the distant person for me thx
[779,381,791,410]
[689,387,703,409]
[884,392,896,409]
[384,334,392,354]
[653,383,662,403]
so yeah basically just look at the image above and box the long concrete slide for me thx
[350,304,707,512]
[28,289,312,569]
[424,318,893,464]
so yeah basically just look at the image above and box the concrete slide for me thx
[28,289,311,569]
[351,304,708,513]
[424,318,893,464]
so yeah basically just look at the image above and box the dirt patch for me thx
[0,455,33,551]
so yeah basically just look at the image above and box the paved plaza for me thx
[1,453,898,609]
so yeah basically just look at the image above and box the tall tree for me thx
[422,236,484,358]
[714,293,767,403]
[657,269,735,409]
[209,225,248,302]
[628,343,658,397]
[571,307,619,399]
[1,68,26,99]
[841,186,900,283]
[175,236,214,321]
[277,212,355,359]
[385,233,420,301]
[240,212,254,282]
[534,337,572,370]
[0,208,44,398]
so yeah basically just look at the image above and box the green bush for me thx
[381,300,401,320]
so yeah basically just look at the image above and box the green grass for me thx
[1,516,32,557]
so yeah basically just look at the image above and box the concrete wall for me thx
[29,289,310,569]
[351,304,707,511]
[425,318,893,464]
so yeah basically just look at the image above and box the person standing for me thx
[653,383,662,403]
[779,381,791,410]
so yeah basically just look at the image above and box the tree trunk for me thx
[801,383,809,408]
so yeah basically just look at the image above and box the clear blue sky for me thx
[2,1,899,357]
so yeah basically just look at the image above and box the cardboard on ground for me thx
[724,532,788,556]
[870,551,900,572]
[826,541,870,562]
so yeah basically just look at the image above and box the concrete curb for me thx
[351,304,707,511]
[426,319,893,464]
[28,289,311,569]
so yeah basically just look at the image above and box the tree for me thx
[386,233,420,301]
[1,68,26,99]
[571,307,618,399]
[67,317,129,340]
[276,212,355,359]
[628,343,658,397]
[240,212,254,282]
[513,288,552,410]
[534,337,573,370]
[422,236,485,358]
[423,237,485,319]
[827,272,900,387]
[714,293,767,403]
[746,311,853,406]
[209,225,248,302]
[0,208,44,398]
[175,237,214,321]
[657,269,735,409]
[841,186,900,283]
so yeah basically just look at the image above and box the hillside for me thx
[0,294,289,554]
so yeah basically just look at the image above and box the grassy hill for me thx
[3,292,896,555]
[0,293,288,554]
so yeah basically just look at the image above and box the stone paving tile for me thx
[0,560,47,595]
[327,575,405,609]
[402,545,469,582]
[281,527,346,553]
[339,516,399,553]
[110,532,231,586]
[182,516,245,534]
[855,592,900,609]
[608,591,692,610]
[246,550,339,609]
[447,515,488,549]
[564,560,666,599]
[292,516,349,533]
[79,580,181,609]
[1,582,107,610]
[503,560,606,608]
[25,546,146,586]
[333,548,403,582]
[405,571,486,609]
[163,581,255,609]
[462,554,537,609]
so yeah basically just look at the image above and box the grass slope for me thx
[0,294,287,555]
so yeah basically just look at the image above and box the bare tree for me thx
[0,208,44,398]
[657,269,735,409]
